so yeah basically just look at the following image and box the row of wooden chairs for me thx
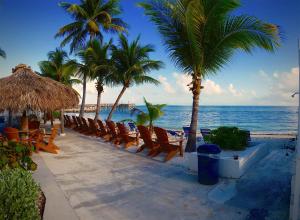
[64,115,183,162]
[2,125,59,154]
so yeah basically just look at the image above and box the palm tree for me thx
[106,34,163,121]
[0,48,6,58]
[140,0,281,152]
[39,49,79,86]
[85,39,113,120]
[39,48,79,133]
[131,98,166,133]
[56,0,127,117]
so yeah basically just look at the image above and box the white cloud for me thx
[158,75,175,94]
[173,72,192,93]
[255,67,299,105]
[202,79,223,95]
[228,84,243,97]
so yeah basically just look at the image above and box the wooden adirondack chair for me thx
[66,115,76,129]
[76,117,86,132]
[72,116,80,130]
[4,127,20,142]
[116,123,139,148]
[97,120,110,140]
[28,121,40,130]
[87,118,100,136]
[79,117,90,134]
[136,125,159,155]
[106,121,121,144]
[35,125,59,154]
[153,127,184,162]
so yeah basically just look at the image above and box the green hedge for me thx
[0,168,40,220]
[204,126,248,151]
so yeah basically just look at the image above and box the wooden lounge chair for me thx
[97,120,110,140]
[66,115,76,129]
[106,121,121,144]
[136,125,159,155]
[76,117,86,132]
[153,127,184,162]
[29,121,40,130]
[116,122,139,148]
[4,127,20,142]
[72,116,80,130]
[35,125,59,154]
[80,117,92,135]
[87,118,100,136]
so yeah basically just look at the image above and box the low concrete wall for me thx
[186,142,269,178]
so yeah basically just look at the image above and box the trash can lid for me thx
[197,144,221,154]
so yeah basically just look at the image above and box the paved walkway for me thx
[37,129,294,220]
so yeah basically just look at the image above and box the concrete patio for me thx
[33,129,294,220]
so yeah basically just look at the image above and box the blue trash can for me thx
[197,144,221,185]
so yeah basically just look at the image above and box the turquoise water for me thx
[81,106,298,134]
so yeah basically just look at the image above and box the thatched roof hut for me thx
[0,64,79,112]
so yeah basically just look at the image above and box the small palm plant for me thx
[140,0,281,152]
[131,98,166,132]
[0,48,6,59]
[106,34,163,120]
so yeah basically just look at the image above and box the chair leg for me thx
[136,144,146,153]
[164,149,178,162]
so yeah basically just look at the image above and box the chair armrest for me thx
[168,139,184,144]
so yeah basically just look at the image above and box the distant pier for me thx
[65,103,135,113]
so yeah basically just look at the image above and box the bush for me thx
[52,111,61,119]
[0,168,40,220]
[0,141,37,171]
[204,127,248,151]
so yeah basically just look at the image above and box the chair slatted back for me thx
[29,121,40,130]
[106,121,118,138]
[81,117,89,129]
[49,126,59,144]
[4,127,20,142]
[138,125,154,147]
[154,127,169,145]
[88,118,98,131]
[97,120,108,135]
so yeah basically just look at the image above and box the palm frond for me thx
[0,48,6,59]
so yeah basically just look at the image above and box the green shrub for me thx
[0,168,40,220]
[204,127,248,151]
[52,111,61,119]
[0,141,37,171]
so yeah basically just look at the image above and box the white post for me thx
[290,39,300,220]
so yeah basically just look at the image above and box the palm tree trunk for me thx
[185,77,202,152]
[107,86,127,121]
[79,73,87,117]
[94,90,102,121]
[60,109,65,135]
[8,109,12,127]
[51,111,54,126]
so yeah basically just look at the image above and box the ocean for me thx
[80,106,298,134]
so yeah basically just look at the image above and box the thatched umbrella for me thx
[0,64,79,132]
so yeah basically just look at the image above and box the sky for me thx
[0,0,299,106]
